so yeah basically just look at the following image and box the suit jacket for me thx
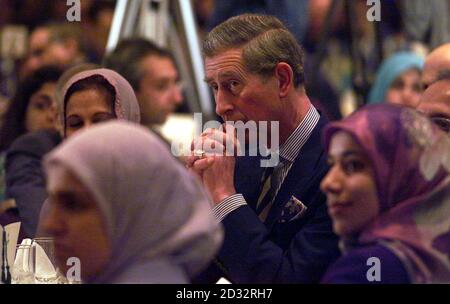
[321,243,410,284]
[5,129,61,237]
[216,114,340,283]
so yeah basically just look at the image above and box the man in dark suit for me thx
[187,14,340,283]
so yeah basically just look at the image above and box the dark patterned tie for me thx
[255,161,284,222]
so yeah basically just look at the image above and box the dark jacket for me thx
[5,129,61,237]
[208,115,340,283]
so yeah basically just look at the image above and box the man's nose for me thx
[215,89,234,118]
[171,85,183,105]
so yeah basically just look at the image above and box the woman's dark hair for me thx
[0,65,63,152]
[63,74,116,125]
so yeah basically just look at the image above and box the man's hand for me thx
[187,127,239,204]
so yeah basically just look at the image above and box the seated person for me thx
[5,68,140,237]
[368,52,424,108]
[320,103,450,283]
[417,77,450,134]
[0,66,62,226]
[41,121,222,283]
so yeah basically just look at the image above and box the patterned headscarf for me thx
[324,104,450,283]
[44,121,223,283]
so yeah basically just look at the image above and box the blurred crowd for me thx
[0,0,449,284]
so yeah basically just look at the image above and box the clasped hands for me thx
[185,125,240,205]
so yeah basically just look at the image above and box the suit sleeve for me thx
[5,135,50,237]
[218,190,340,283]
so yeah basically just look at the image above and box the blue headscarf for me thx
[368,52,424,104]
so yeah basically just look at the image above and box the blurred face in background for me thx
[136,55,183,126]
[385,69,423,108]
[417,80,450,134]
[65,89,114,138]
[23,27,80,77]
[44,165,111,282]
[24,27,51,76]
[320,131,380,238]
[25,81,58,132]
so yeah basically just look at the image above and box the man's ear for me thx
[274,62,293,98]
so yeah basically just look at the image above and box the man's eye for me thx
[210,84,218,92]
[229,81,240,90]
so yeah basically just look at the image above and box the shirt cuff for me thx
[213,193,247,222]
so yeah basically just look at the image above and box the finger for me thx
[186,154,201,168]
[192,157,215,171]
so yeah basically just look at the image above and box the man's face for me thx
[25,27,51,74]
[24,27,79,76]
[422,50,450,90]
[422,61,440,90]
[417,80,450,133]
[204,48,281,124]
[136,55,183,126]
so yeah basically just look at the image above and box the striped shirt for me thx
[213,106,320,222]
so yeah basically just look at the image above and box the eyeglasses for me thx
[430,116,450,134]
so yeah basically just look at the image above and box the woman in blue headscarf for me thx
[368,52,424,107]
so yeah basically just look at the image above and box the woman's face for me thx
[385,69,422,108]
[65,88,114,137]
[43,165,111,282]
[25,82,57,132]
[320,131,380,237]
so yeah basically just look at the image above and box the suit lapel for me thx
[235,155,265,210]
[265,115,328,228]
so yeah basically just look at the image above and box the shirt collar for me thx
[278,106,320,163]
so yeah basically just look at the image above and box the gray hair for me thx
[203,14,305,87]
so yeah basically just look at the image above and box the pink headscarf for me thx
[61,68,140,133]
[324,104,450,283]
[44,121,223,283]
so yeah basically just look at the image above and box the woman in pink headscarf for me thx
[320,104,449,283]
[31,68,140,237]
[60,68,140,137]
[41,121,222,283]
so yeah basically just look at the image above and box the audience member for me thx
[321,103,450,283]
[41,120,222,283]
[368,52,424,107]
[21,23,87,77]
[188,14,339,283]
[422,43,450,89]
[5,68,140,237]
[0,66,62,202]
[417,78,450,134]
[103,39,183,131]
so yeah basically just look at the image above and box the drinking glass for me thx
[32,237,60,284]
